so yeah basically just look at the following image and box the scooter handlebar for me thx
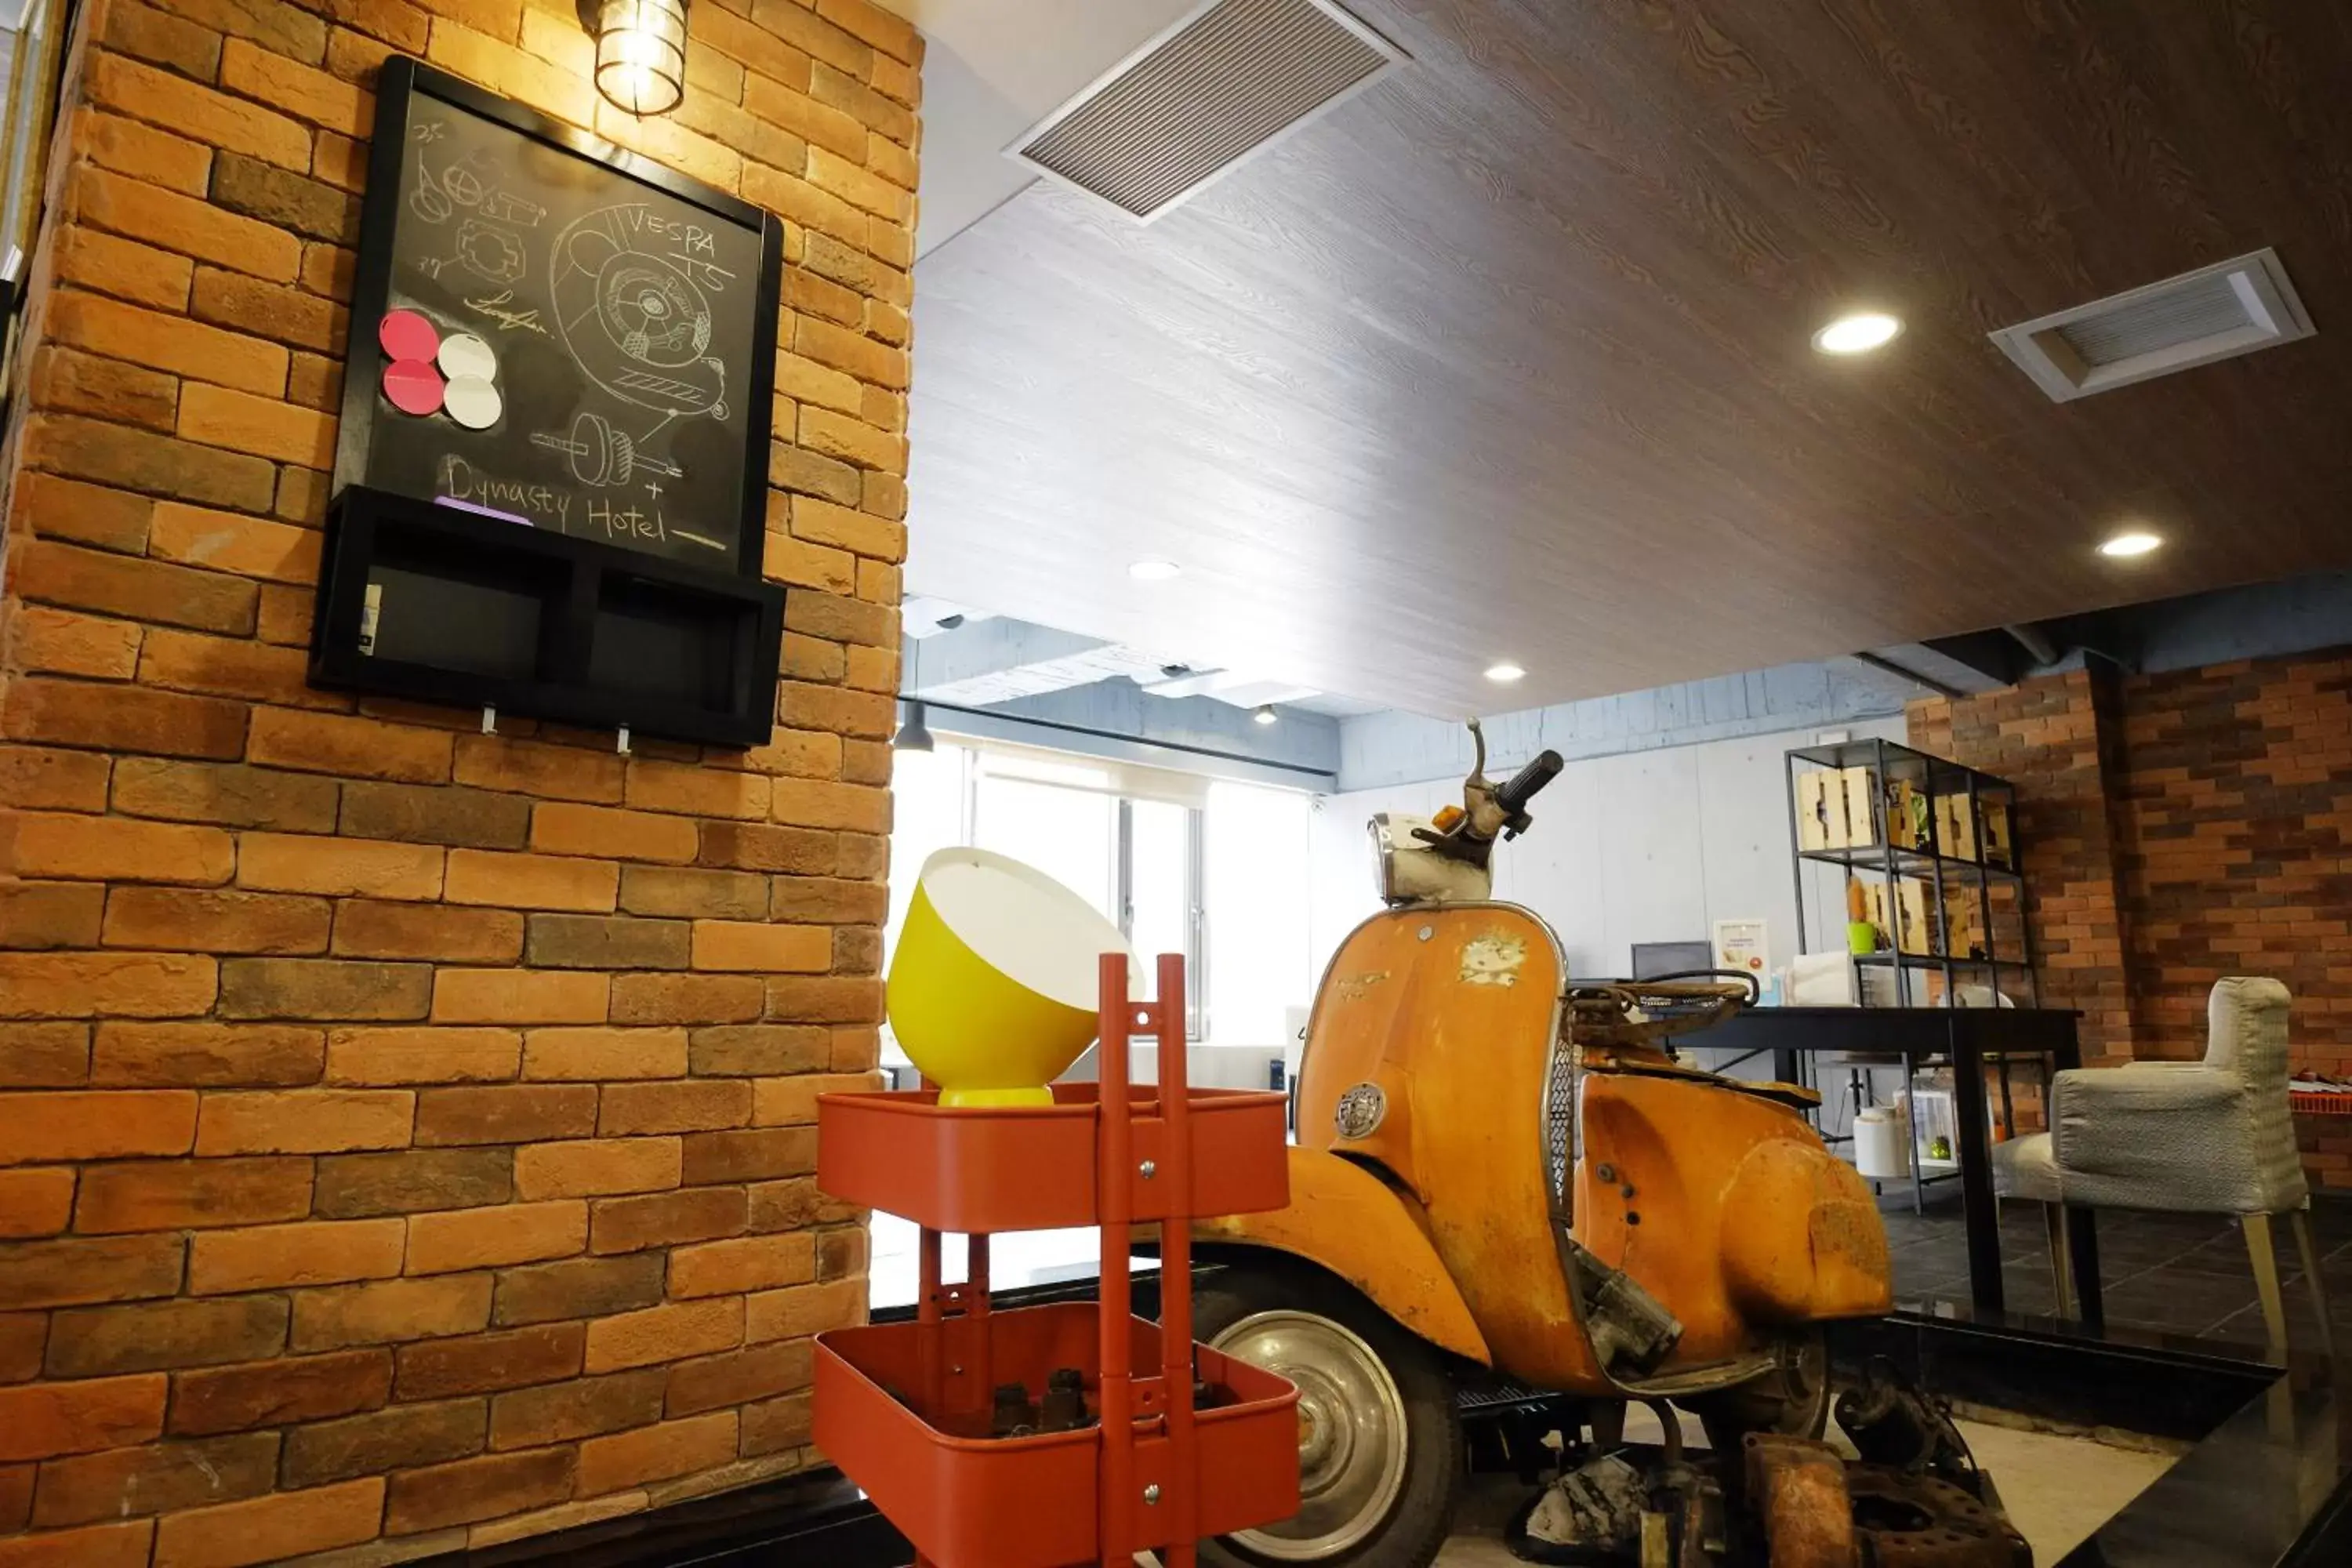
[1494,750,1564,814]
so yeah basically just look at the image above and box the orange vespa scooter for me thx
[1185,724,1893,1566]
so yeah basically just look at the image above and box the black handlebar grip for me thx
[1496,750,1565,813]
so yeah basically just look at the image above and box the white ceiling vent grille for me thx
[1007,0,1403,222]
[1989,249,2314,402]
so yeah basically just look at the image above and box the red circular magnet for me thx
[379,308,440,362]
[383,358,445,416]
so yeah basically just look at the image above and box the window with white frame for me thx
[880,738,1316,1051]
[1201,779,1313,1047]
[871,736,1316,1308]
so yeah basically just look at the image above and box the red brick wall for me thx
[1912,648,2352,1185]
[0,0,917,1560]
[1907,666,2140,1065]
[2113,652,2352,1185]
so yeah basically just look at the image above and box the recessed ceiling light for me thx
[1813,312,1903,354]
[1484,662,1526,684]
[2099,530,2162,558]
[1128,557,1181,582]
[1251,704,1279,726]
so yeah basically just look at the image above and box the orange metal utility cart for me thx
[814,954,1302,1568]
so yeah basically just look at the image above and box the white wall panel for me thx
[1492,758,1606,973]
[1592,746,1704,977]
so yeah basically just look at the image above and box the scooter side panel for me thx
[1575,1073,1893,1370]
[1719,1136,1894,1322]
[1194,1145,1493,1365]
[1299,907,1613,1392]
[1294,914,1426,1183]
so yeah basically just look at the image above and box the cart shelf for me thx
[814,952,1300,1568]
[817,1083,1290,1234]
[817,1303,1299,1567]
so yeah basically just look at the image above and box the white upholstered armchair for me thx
[1992,976,2330,1356]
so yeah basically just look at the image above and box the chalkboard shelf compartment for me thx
[311,485,785,749]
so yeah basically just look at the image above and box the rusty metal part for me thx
[1640,1508,1672,1567]
[1569,1242,1683,1375]
[1744,1433,1859,1568]
[1583,1047,1824,1112]
[1835,1358,1978,1488]
[1678,1482,1722,1568]
[1567,981,1753,1051]
[1642,1399,1683,1466]
[1642,1404,1726,1568]
[1847,1467,2031,1568]
[1519,1450,1648,1558]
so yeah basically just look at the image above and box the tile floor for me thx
[1879,1192,2352,1351]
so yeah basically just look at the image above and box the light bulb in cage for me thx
[595,0,688,116]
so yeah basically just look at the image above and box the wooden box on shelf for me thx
[1795,764,1883,850]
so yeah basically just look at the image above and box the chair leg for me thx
[2243,1213,2291,1362]
[2289,1209,2335,1361]
[2042,1203,2076,1319]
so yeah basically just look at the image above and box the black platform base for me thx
[420,1467,906,1566]
[419,1295,2352,1568]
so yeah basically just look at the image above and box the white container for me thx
[1854,1105,1913,1179]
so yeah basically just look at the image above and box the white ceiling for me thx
[876,0,1414,711]
[879,0,1403,712]
[877,1,2352,720]
[878,0,1200,256]
[1287,692,1388,718]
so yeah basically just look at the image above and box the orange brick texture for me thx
[0,0,916,1559]
[1911,651,2352,1188]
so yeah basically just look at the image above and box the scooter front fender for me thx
[1192,1145,1492,1367]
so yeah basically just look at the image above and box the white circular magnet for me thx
[443,375,503,429]
[437,332,498,382]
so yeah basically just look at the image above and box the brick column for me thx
[0,0,919,1560]
[1907,666,2142,1065]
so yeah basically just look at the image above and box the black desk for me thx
[1692,1006,2103,1327]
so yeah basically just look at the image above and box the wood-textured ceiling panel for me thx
[904,0,2352,716]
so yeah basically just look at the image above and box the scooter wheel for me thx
[1692,1328,1832,1450]
[1190,1258,1463,1568]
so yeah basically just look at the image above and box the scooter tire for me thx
[1691,1328,1833,1450]
[1189,1258,1464,1568]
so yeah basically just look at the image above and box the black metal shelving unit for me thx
[1784,737,2040,1210]
[1784,737,2038,1008]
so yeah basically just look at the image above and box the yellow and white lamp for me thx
[885,848,1136,1108]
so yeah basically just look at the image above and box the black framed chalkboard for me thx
[332,57,782,572]
[309,60,786,747]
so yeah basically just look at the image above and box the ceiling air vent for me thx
[1007,0,1403,222]
[1988,249,2314,402]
